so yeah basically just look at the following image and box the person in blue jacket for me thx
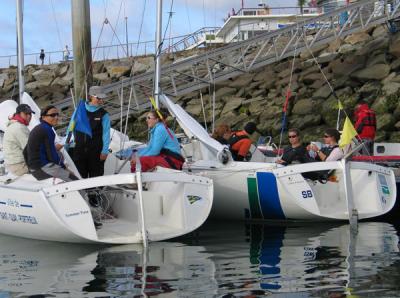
[130,110,184,172]
[68,86,111,178]
[25,105,77,181]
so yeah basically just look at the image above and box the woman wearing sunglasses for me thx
[25,105,77,181]
[130,109,184,172]
[309,128,343,161]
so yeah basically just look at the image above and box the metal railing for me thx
[0,33,197,68]
[161,27,221,53]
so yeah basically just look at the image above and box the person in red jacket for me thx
[354,101,376,155]
[229,122,257,161]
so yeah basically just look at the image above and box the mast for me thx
[71,0,93,100]
[154,0,163,108]
[16,0,24,102]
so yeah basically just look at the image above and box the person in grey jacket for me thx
[3,104,34,176]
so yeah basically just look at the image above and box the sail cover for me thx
[160,94,229,162]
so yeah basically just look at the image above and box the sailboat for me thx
[160,94,397,221]
[0,0,213,244]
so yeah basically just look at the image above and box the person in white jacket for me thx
[3,104,34,176]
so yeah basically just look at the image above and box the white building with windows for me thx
[214,4,320,43]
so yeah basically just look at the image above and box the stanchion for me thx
[135,155,148,247]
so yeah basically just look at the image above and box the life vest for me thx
[160,148,185,170]
[319,145,339,160]
[354,105,376,139]
[75,107,107,152]
[229,132,252,161]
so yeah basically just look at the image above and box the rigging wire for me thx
[184,0,192,34]
[135,0,147,57]
[105,0,124,59]
[277,30,301,155]
[50,0,64,51]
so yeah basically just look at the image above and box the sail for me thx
[160,94,229,162]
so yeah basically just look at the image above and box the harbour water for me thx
[0,220,399,297]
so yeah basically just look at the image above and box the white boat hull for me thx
[0,171,213,243]
[186,160,396,221]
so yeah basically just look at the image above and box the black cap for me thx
[16,104,35,114]
[244,122,257,135]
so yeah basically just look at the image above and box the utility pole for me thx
[71,0,92,100]
[16,0,24,101]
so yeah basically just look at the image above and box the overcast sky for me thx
[0,0,298,59]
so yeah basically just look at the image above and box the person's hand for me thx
[100,153,108,161]
[309,144,319,152]
[276,159,284,164]
[55,143,63,151]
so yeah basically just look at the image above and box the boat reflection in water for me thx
[0,222,399,297]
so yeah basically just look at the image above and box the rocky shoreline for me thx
[1,24,399,144]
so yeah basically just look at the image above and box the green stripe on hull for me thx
[247,177,263,219]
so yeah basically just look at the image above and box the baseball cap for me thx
[88,86,107,99]
[16,104,35,114]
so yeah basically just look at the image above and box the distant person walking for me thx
[63,45,70,61]
[39,49,45,65]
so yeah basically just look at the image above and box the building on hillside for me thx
[214,3,319,43]
[316,0,351,13]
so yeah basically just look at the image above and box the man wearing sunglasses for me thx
[3,104,34,176]
[70,85,111,178]
[276,128,313,166]
[25,105,77,181]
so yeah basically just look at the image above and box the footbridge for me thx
[55,0,400,124]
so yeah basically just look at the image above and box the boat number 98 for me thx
[301,190,313,198]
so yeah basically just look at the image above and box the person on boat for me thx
[309,128,344,161]
[130,110,184,172]
[69,85,111,178]
[353,101,376,155]
[276,128,313,165]
[229,122,257,161]
[25,105,77,181]
[3,104,34,176]
[212,124,232,145]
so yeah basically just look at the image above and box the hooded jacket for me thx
[3,119,30,165]
[354,103,376,140]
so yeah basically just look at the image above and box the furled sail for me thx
[160,94,230,163]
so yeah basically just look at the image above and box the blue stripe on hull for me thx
[256,172,285,219]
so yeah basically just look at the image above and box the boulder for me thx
[382,81,400,96]
[0,73,8,88]
[229,74,254,88]
[344,32,371,45]
[376,113,395,131]
[292,98,316,115]
[289,114,321,130]
[312,84,332,99]
[215,87,237,99]
[220,97,244,115]
[351,64,390,81]
[32,69,55,81]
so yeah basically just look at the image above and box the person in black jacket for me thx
[25,105,77,181]
[276,128,313,166]
[70,86,111,178]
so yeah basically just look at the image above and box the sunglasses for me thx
[45,113,59,118]
[146,116,156,120]
[324,135,331,138]
[288,135,298,138]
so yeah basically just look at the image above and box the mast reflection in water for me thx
[0,221,399,297]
